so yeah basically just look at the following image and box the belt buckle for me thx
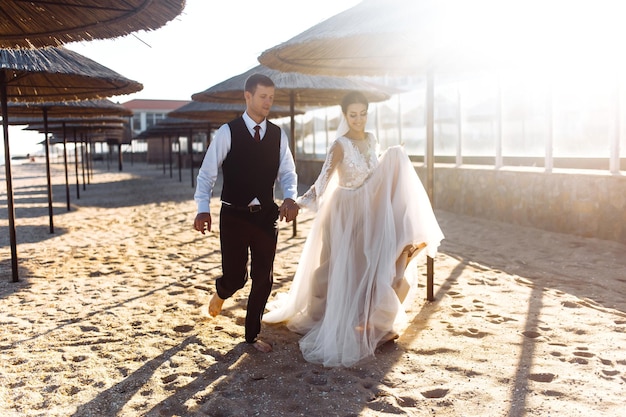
[249,205,262,213]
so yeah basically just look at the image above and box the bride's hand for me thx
[279,199,299,222]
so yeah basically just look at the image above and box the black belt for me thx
[222,202,263,213]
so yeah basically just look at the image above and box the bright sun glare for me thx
[451,0,626,76]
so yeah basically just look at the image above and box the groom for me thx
[193,73,300,353]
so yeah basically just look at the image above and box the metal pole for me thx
[495,76,503,169]
[610,74,620,174]
[545,87,553,173]
[161,136,166,174]
[456,85,463,167]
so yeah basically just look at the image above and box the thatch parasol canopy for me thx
[191,65,392,107]
[0,47,143,101]
[24,120,125,132]
[0,0,186,49]
[7,115,126,126]
[257,0,449,77]
[256,0,510,77]
[6,99,132,118]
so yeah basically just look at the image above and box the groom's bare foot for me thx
[208,293,224,317]
[252,339,273,353]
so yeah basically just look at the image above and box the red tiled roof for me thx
[122,99,190,112]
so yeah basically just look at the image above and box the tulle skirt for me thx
[263,146,444,367]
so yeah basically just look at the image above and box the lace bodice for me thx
[297,133,379,210]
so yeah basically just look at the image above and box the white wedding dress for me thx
[263,133,444,367]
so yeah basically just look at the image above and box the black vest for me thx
[221,117,281,207]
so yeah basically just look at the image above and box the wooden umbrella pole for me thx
[189,128,194,188]
[1,73,19,282]
[73,128,80,200]
[117,142,122,172]
[177,138,182,183]
[62,121,70,211]
[43,107,54,234]
[426,68,435,302]
[290,91,297,237]
[168,136,173,178]
[81,136,87,191]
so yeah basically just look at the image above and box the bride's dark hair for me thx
[341,91,369,114]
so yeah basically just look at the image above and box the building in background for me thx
[122,99,190,163]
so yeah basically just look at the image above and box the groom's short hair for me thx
[245,73,275,95]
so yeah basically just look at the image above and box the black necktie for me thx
[254,125,261,142]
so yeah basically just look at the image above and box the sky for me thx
[3,0,361,159]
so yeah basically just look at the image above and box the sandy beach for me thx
[1,160,625,417]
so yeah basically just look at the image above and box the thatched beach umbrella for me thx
[192,64,392,107]
[256,0,484,299]
[7,99,132,118]
[191,64,392,160]
[1,46,142,282]
[192,64,392,236]
[0,0,186,49]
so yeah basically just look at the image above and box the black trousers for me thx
[216,203,279,343]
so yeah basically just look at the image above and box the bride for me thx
[263,91,444,367]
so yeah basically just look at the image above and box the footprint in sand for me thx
[528,373,556,383]
[161,374,178,384]
[398,396,420,407]
[465,328,489,338]
[542,389,564,397]
[601,369,620,377]
[420,388,449,399]
[445,323,490,339]
[173,324,194,333]
[568,348,593,364]
[486,313,518,324]
[450,304,469,316]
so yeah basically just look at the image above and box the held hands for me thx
[279,198,299,223]
[194,212,212,234]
